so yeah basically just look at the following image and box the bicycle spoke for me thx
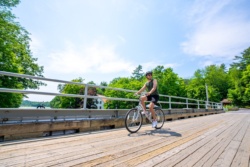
[155,109,165,129]
[125,108,142,133]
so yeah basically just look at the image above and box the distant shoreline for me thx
[19,106,51,109]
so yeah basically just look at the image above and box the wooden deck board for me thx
[231,119,250,167]
[177,116,248,167]
[0,109,249,167]
[192,116,248,167]
[161,117,243,167]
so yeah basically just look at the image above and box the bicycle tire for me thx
[155,109,165,129]
[125,108,143,133]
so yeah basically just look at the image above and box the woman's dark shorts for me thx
[147,95,159,104]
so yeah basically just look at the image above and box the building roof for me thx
[97,94,108,103]
[221,99,232,104]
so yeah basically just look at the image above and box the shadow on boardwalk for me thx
[128,128,182,138]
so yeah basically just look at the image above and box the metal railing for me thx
[0,71,223,124]
[0,71,222,109]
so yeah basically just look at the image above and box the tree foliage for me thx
[241,65,250,104]
[50,78,101,109]
[50,78,85,108]
[231,47,250,71]
[227,47,250,107]
[131,65,144,80]
[153,66,186,97]
[186,69,206,100]
[0,0,20,8]
[103,66,188,109]
[186,64,229,103]
[104,77,142,109]
[0,0,45,108]
[21,100,50,107]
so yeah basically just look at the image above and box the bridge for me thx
[0,109,249,166]
[0,71,249,166]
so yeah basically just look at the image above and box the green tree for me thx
[228,47,250,107]
[186,64,229,103]
[0,0,45,108]
[228,64,250,106]
[50,78,85,108]
[50,96,61,108]
[50,78,100,109]
[227,67,242,105]
[231,47,250,71]
[204,64,229,101]
[151,66,187,108]
[131,65,144,80]
[241,65,250,105]
[0,0,20,7]
[153,66,186,97]
[186,70,206,100]
[96,81,107,95]
[104,77,142,109]
[104,65,188,109]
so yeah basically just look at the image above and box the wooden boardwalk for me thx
[0,109,250,167]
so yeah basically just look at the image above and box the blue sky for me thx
[12,0,250,101]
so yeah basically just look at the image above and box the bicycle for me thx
[125,94,165,133]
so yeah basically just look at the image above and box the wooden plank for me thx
[111,122,222,167]
[154,116,244,167]
[176,116,248,167]
[231,118,250,167]
[212,140,241,167]
[77,115,227,166]
[138,115,239,167]
[36,116,219,166]
[3,128,158,166]
[193,115,249,167]
[39,120,204,166]
[0,130,128,161]
[0,128,128,153]
[0,114,218,166]
[0,111,249,167]
[14,133,161,166]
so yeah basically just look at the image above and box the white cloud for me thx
[182,0,250,59]
[199,60,214,67]
[164,63,180,69]
[141,62,179,72]
[47,40,133,75]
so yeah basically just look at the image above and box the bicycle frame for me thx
[136,94,162,122]
[124,94,165,133]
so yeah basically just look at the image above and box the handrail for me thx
[0,71,222,109]
[0,71,135,92]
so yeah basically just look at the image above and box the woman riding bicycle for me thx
[135,71,159,128]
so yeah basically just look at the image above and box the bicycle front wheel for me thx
[125,108,143,133]
[155,109,165,129]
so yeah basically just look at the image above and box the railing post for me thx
[197,100,200,109]
[186,98,188,109]
[83,84,88,109]
[169,96,171,109]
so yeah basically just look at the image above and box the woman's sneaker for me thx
[152,120,158,128]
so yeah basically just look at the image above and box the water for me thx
[19,106,51,109]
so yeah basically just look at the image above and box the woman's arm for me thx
[136,84,146,94]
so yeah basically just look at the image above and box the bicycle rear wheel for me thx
[155,109,165,129]
[125,108,143,133]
